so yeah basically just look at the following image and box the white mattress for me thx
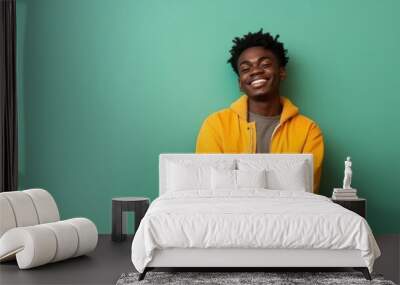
[131,190,380,273]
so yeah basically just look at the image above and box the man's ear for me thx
[279,67,287,80]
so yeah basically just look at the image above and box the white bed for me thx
[131,154,380,280]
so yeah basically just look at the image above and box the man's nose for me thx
[250,66,264,76]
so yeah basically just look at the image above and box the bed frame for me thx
[139,154,371,280]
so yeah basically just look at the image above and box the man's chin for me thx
[247,92,276,102]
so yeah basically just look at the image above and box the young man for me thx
[196,30,324,193]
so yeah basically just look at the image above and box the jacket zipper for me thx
[248,126,254,153]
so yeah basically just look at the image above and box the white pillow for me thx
[267,163,307,191]
[211,168,236,190]
[167,160,235,191]
[238,159,309,191]
[237,169,267,188]
[211,169,267,190]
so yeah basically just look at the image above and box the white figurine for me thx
[342,156,352,189]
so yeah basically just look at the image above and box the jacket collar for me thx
[230,95,299,124]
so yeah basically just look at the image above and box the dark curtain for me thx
[0,0,17,192]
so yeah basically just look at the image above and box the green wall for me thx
[17,0,400,234]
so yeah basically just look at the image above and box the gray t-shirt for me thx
[249,112,280,153]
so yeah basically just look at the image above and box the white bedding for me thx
[131,190,380,273]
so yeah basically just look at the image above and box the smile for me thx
[250,79,267,88]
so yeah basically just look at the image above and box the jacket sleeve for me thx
[195,116,223,153]
[303,123,324,194]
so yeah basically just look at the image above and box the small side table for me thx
[331,198,366,218]
[112,197,149,242]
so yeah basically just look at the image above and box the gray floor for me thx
[374,235,400,284]
[0,235,134,285]
[1,235,399,285]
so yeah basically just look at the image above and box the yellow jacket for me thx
[196,95,324,193]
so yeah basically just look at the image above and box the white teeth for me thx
[250,79,267,87]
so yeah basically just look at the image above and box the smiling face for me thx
[237,46,286,101]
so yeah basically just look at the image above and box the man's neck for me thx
[248,95,282,117]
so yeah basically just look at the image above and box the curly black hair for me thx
[227,29,289,75]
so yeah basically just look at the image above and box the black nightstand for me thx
[112,197,150,242]
[331,198,366,218]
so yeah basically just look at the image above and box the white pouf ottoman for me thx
[0,189,98,269]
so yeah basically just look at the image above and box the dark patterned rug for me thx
[116,271,396,285]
